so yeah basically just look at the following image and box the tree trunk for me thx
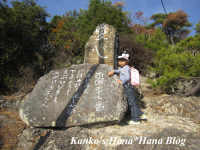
[170,33,175,45]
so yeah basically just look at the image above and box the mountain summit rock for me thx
[19,64,127,127]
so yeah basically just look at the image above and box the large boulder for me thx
[17,122,200,150]
[19,64,127,127]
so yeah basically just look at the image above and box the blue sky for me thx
[34,0,200,35]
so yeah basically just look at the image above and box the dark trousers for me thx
[123,83,143,121]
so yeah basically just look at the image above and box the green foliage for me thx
[149,10,191,44]
[150,45,200,92]
[49,0,132,69]
[77,0,132,41]
[0,0,133,93]
[0,0,49,92]
[175,34,200,54]
[135,12,198,93]
[49,15,62,28]
[194,21,200,34]
[135,28,169,51]
[0,0,199,95]
[48,11,84,69]
[150,13,167,28]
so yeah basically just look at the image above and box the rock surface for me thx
[174,78,200,95]
[16,116,200,150]
[19,64,127,127]
[15,76,200,150]
[84,24,118,66]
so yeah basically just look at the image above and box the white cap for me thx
[118,53,129,61]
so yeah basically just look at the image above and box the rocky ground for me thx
[0,93,26,150]
[0,76,200,150]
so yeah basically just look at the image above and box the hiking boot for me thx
[128,120,140,125]
[140,114,147,119]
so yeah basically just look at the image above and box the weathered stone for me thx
[175,79,197,94]
[142,94,200,123]
[117,128,200,150]
[84,24,118,67]
[40,127,89,150]
[17,127,89,150]
[16,75,200,150]
[16,128,43,150]
[169,78,200,96]
[17,121,200,150]
[19,64,127,127]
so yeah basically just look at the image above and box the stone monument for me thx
[84,23,119,69]
[19,24,125,128]
[19,64,126,127]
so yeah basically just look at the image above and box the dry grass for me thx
[2,92,26,102]
[0,109,26,150]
